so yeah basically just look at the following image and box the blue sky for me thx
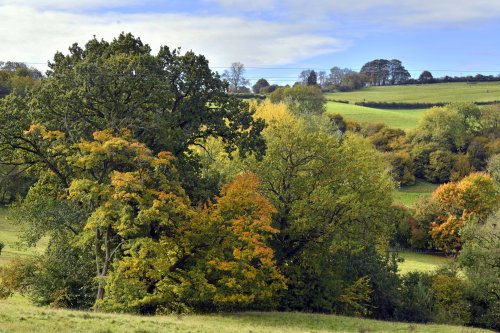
[1,0,500,85]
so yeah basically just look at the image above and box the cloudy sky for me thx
[1,0,500,84]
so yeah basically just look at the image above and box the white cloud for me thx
[207,0,500,25]
[0,4,346,70]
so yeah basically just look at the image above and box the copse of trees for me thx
[360,59,410,86]
[0,61,42,98]
[268,84,325,115]
[252,78,270,93]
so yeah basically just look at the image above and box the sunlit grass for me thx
[0,295,493,333]
[325,81,500,104]
[398,252,452,275]
[393,179,438,208]
[326,102,426,130]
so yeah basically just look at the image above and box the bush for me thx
[0,236,96,309]
[396,272,435,322]
[0,241,4,255]
[431,273,471,325]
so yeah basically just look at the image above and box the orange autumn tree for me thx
[192,172,286,310]
[101,172,285,313]
[429,172,498,252]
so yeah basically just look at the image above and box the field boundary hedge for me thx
[326,100,500,109]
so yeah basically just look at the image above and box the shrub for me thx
[396,272,435,322]
[431,273,471,325]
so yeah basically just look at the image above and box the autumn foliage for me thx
[428,173,498,252]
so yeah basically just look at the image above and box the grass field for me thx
[398,252,451,275]
[325,81,500,104]
[393,179,438,208]
[0,295,493,333]
[326,101,426,130]
[0,208,47,267]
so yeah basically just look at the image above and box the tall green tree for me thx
[0,33,265,202]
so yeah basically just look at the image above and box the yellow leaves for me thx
[249,99,295,130]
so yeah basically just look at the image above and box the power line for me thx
[8,61,500,73]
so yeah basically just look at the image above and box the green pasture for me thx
[326,101,426,130]
[393,179,438,208]
[0,295,492,333]
[325,81,500,104]
[398,252,452,275]
[0,208,46,267]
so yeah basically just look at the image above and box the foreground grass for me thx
[326,102,426,130]
[398,252,452,275]
[325,81,500,104]
[0,295,492,333]
[393,180,438,208]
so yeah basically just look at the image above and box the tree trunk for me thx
[94,226,111,309]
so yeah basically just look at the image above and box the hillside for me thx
[326,101,426,130]
[325,81,500,104]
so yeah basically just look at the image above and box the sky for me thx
[1,0,500,85]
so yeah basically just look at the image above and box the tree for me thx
[360,59,409,86]
[0,34,269,310]
[222,62,250,93]
[361,59,390,86]
[458,208,500,330]
[269,85,325,116]
[339,71,366,91]
[388,59,410,85]
[418,71,434,84]
[247,111,398,313]
[252,78,270,94]
[306,70,317,86]
[427,173,498,252]
[0,62,42,98]
[0,33,265,203]
[329,67,352,86]
[317,70,327,87]
[297,69,313,85]
[101,172,285,313]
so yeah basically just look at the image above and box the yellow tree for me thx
[67,129,191,304]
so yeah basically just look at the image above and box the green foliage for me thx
[487,153,500,185]
[252,78,270,94]
[269,85,326,115]
[458,209,500,330]
[396,272,435,322]
[0,236,95,308]
[425,150,455,183]
[431,273,471,325]
[0,241,3,255]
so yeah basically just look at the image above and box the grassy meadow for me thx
[325,81,500,104]
[0,295,493,333]
[326,101,426,130]
[393,179,438,208]
[398,252,451,275]
[0,208,47,267]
